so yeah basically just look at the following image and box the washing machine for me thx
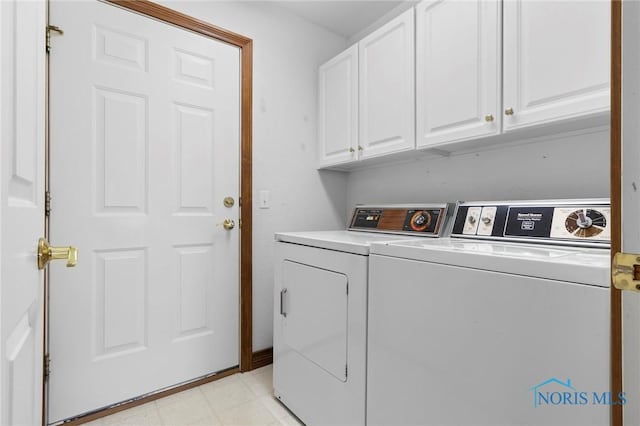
[273,204,453,426]
[367,199,611,426]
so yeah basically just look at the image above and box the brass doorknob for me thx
[505,107,514,116]
[37,238,78,270]
[222,219,235,230]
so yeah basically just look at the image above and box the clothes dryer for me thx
[273,204,453,425]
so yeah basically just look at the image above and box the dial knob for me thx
[482,216,492,225]
[410,211,432,232]
[576,210,593,229]
[468,216,477,224]
[565,209,606,239]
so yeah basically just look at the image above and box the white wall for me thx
[159,1,349,352]
[347,128,610,210]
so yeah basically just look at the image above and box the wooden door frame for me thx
[611,1,622,426]
[104,0,254,372]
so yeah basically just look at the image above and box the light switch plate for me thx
[259,190,270,209]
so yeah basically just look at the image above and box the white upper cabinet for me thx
[416,0,501,148]
[317,1,611,169]
[359,8,415,160]
[502,1,610,131]
[318,45,359,167]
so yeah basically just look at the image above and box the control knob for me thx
[564,208,607,239]
[410,210,432,232]
[576,210,593,229]
[481,216,492,225]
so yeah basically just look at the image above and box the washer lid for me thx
[275,230,420,255]
[370,238,610,287]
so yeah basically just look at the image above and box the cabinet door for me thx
[318,45,358,168]
[359,9,415,159]
[503,1,610,131]
[416,0,500,148]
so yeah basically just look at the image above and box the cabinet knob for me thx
[349,147,355,153]
[358,146,363,151]
[484,114,494,122]
[505,107,514,116]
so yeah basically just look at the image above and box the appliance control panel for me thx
[451,199,610,247]
[349,204,453,237]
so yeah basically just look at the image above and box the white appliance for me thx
[367,199,611,426]
[273,204,453,426]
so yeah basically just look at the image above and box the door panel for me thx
[0,0,46,424]
[622,2,640,424]
[95,88,148,213]
[48,1,240,421]
[94,249,147,358]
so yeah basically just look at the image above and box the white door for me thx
[415,0,500,148]
[0,0,46,425]
[503,0,610,131]
[622,2,640,424]
[48,1,240,422]
[358,8,414,160]
[317,45,358,168]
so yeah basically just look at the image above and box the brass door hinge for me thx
[44,354,51,382]
[612,252,640,292]
[46,25,64,53]
[45,191,51,217]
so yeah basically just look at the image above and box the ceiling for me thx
[271,1,408,39]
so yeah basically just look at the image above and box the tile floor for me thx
[83,365,303,426]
